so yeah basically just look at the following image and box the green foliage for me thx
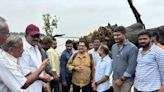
[42,13,59,37]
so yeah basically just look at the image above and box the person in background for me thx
[47,38,60,92]
[134,31,164,92]
[60,40,74,92]
[91,45,112,92]
[151,32,164,49]
[39,36,54,92]
[0,36,49,92]
[88,38,101,66]
[112,26,138,92]
[18,24,51,92]
[88,42,94,50]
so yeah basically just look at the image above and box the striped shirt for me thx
[134,44,164,91]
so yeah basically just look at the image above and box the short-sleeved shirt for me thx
[95,55,112,92]
[0,49,27,92]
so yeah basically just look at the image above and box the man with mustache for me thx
[18,24,51,92]
[134,31,164,92]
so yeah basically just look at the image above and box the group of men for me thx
[0,16,164,92]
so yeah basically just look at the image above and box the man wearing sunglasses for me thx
[0,16,10,48]
[18,24,51,92]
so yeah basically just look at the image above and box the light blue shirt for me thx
[95,55,112,92]
[134,44,164,91]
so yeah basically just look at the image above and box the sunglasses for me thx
[31,34,40,38]
[0,31,10,36]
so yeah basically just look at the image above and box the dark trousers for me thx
[73,84,91,92]
[62,76,72,92]
[92,87,114,92]
[50,79,59,92]
[134,87,159,92]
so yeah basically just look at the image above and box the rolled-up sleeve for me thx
[123,46,138,77]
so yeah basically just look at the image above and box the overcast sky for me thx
[0,0,164,37]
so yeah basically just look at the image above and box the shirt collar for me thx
[24,39,38,49]
[2,50,17,63]
[77,52,88,58]
[101,55,109,62]
[140,44,155,54]
[116,39,129,46]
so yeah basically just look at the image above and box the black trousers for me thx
[50,79,59,92]
[73,84,91,92]
[61,76,72,92]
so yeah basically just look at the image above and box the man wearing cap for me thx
[18,24,51,92]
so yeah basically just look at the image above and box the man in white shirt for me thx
[18,24,51,92]
[92,45,112,92]
[88,38,101,66]
[0,36,49,92]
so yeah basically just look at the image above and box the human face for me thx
[13,40,24,58]
[26,34,40,46]
[113,32,125,43]
[88,43,94,50]
[78,42,86,53]
[0,24,10,45]
[51,40,57,49]
[138,34,151,48]
[98,47,103,57]
[66,43,73,51]
[93,40,101,50]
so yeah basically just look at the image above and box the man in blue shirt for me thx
[60,40,73,92]
[112,26,138,92]
[92,45,112,92]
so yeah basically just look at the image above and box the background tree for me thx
[42,13,59,37]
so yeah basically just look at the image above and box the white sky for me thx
[0,0,164,37]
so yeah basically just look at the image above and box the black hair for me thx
[138,30,152,38]
[114,26,126,34]
[152,32,159,41]
[66,39,73,45]
[100,45,109,55]
[78,40,88,48]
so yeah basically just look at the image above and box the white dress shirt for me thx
[0,49,27,92]
[18,40,43,92]
[95,55,112,92]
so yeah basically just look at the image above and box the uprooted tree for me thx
[83,0,164,48]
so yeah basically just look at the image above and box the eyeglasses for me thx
[31,34,40,38]
[0,31,10,37]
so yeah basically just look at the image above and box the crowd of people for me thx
[0,16,164,92]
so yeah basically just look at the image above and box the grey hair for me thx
[2,36,22,51]
[0,16,6,31]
